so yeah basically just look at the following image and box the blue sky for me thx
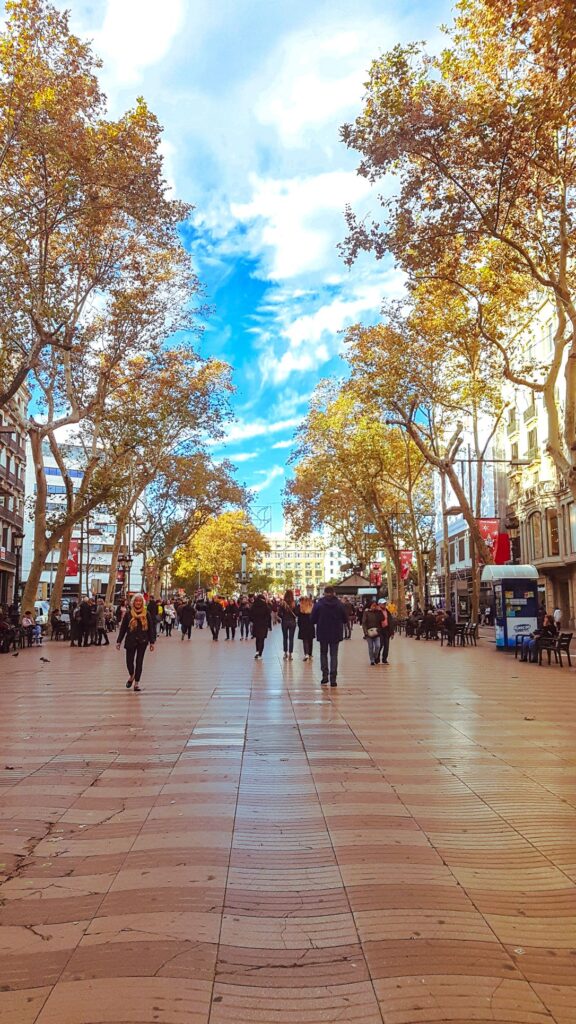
[60,0,451,530]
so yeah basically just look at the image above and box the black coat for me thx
[297,610,315,641]
[311,596,347,644]
[178,603,195,627]
[117,609,156,649]
[249,598,272,639]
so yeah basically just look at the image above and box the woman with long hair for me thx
[297,596,315,662]
[279,589,297,660]
[116,594,156,692]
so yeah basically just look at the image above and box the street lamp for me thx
[12,531,24,616]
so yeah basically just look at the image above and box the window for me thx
[529,512,543,560]
[449,541,456,565]
[569,504,576,553]
[546,509,560,557]
[511,441,519,461]
[458,536,465,561]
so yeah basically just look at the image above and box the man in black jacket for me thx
[178,600,194,640]
[311,587,348,687]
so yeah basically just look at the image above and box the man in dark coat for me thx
[178,599,194,640]
[311,586,348,687]
[249,595,272,659]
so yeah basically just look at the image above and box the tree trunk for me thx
[105,514,128,605]
[441,472,451,611]
[20,428,50,618]
[50,527,72,612]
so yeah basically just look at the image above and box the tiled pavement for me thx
[0,626,575,1024]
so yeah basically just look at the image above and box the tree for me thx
[172,511,270,595]
[341,0,576,494]
[0,0,190,408]
[138,456,248,594]
[285,384,435,608]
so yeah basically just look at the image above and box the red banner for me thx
[494,532,511,565]
[370,561,382,587]
[399,550,413,580]
[66,538,79,577]
[476,518,499,563]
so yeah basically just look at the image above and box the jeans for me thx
[97,628,109,646]
[225,624,236,639]
[165,621,173,636]
[181,623,192,640]
[320,641,339,682]
[240,617,250,638]
[282,621,296,653]
[344,620,352,639]
[126,643,147,682]
[255,636,265,656]
[377,630,390,663]
[302,637,313,657]
[366,635,380,663]
[210,621,221,640]
[195,611,205,629]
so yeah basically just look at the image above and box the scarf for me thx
[129,601,148,632]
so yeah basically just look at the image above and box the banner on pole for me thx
[66,538,79,577]
[476,519,500,563]
[369,561,382,586]
[399,550,413,580]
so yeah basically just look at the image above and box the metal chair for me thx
[555,633,573,668]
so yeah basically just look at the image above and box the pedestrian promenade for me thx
[0,627,575,1024]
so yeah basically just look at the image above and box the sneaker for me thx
[134,684,142,692]
[283,652,288,659]
[370,661,375,665]
[303,656,309,662]
[126,679,133,689]
[321,679,328,685]
[289,653,293,660]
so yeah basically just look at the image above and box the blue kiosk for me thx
[481,564,539,650]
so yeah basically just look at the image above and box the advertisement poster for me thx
[370,562,382,586]
[399,550,413,580]
[66,538,79,577]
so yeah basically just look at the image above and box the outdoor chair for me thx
[555,633,573,668]
[536,636,557,665]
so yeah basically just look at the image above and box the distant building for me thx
[0,390,27,605]
[22,440,144,602]
[260,533,327,594]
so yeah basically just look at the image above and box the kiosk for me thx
[480,564,539,650]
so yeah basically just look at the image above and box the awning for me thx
[480,564,539,582]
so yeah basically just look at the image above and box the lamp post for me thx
[12,531,24,616]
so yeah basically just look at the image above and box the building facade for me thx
[260,533,327,594]
[0,391,27,607]
[22,440,144,602]
[499,302,575,629]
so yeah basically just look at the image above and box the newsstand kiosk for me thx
[480,564,539,650]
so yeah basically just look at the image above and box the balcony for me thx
[523,404,537,424]
[524,448,541,464]
[506,419,519,437]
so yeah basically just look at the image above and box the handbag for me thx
[366,627,379,638]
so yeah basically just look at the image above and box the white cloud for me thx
[208,416,302,447]
[251,465,285,494]
[231,171,373,280]
[271,439,295,450]
[229,451,259,463]
[92,0,186,86]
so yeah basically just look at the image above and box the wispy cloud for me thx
[251,465,285,494]
[208,416,302,446]
[271,439,295,450]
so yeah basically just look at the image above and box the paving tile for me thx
[1,627,576,1021]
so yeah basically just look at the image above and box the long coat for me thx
[311,596,347,645]
[297,610,315,641]
[249,598,272,639]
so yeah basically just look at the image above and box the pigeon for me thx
[40,657,50,663]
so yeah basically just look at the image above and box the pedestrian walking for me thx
[207,598,223,641]
[116,593,156,692]
[195,598,207,629]
[297,596,315,661]
[224,599,239,639]
[164,602,176,636]
[375,599,394,664]
[179,599,194,640]
[311,586,347,687]
[342,598,355,639]
[239,598,251,639]
[95,598,110,646]
[250,594,272,659]
[362,600,384,665]
[279,589,297,659]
